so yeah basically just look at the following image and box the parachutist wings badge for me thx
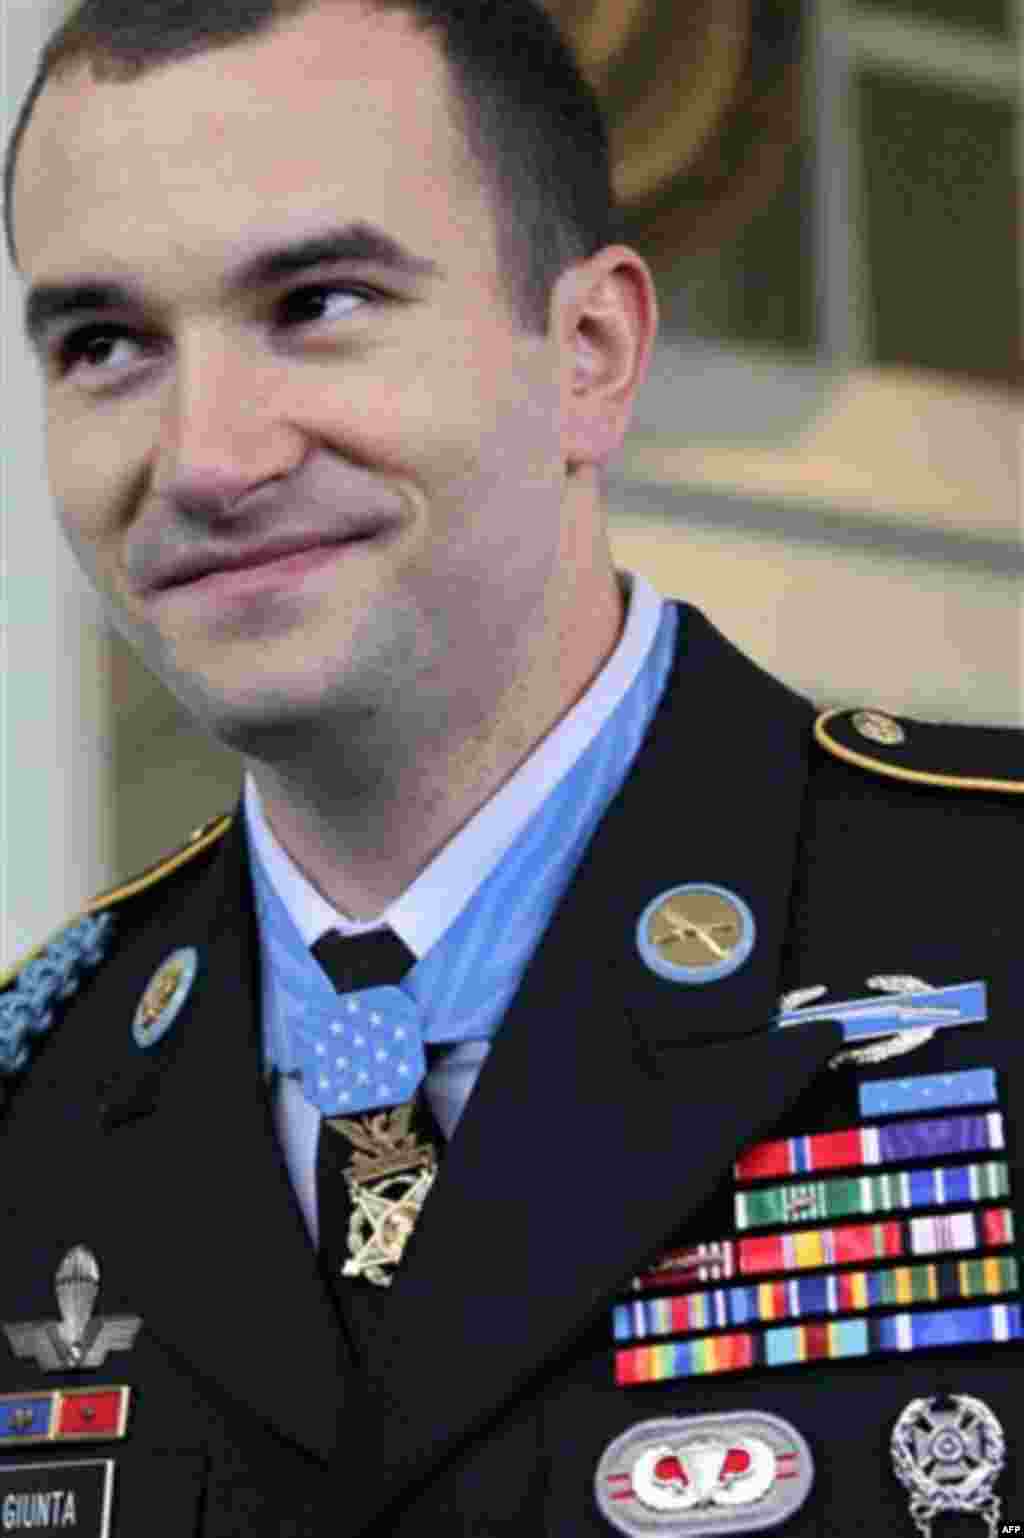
[3,1247,142,1372]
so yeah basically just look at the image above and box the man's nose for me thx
[152,336,307,520]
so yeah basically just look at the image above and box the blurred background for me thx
[2,0,1021,962]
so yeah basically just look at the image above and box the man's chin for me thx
[157,662,380,759]
[127,598,424,755]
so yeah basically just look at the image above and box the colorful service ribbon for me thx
[857,1068,997,1118]
[735,1161,1009,1230]
[739,1207,1013,1276]
[616,1301,1023,1384]
[614,1256,1019,1342]
[735,1112,1004,1183]
[630,1242,738,1291]
[0,1387,130,1446]
[617,1056,1017,1386]
[629,1206,1014,1292]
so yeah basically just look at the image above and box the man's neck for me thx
[247,564,626,921]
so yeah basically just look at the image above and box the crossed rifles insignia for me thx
[647,895,741,965]
[327,1101,438,1288]
[3,1247,141,1372]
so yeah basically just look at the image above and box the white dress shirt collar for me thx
[245,570,663,957]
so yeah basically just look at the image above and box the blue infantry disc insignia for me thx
[891,1394,1005,1538]
[2,1247,141,1373]
[596,1411,814,1535]
[132,947,198,1048]
[637,885,755,985]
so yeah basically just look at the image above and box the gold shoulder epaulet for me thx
[814,709,1024,795]
[0,813,232,991]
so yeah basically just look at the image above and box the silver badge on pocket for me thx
[891,1394,1005,1538]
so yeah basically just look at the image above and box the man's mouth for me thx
[144,525,392,599]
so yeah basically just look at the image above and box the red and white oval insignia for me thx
[595,1412,814,1535]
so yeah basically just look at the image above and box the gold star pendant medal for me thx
[327,1101,437,1287]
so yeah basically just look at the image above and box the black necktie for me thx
[310,927,416,991]
[311,928,441,1292]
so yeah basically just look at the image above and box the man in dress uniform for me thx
[1,1,1020,1534]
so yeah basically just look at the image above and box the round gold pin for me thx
[637,884,755,984]
[852,710,906,747]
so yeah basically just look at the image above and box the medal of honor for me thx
[327,1102,438,1287]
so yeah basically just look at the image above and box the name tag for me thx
[0,1461,113,1537]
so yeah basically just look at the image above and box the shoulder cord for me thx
[0,913,117,1104]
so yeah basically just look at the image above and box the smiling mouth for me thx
[153,532,392,596]
[151,533,385,601]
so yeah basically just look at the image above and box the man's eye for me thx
[278,283,374,325]
[55,327,145,377]
[53,285,376,378]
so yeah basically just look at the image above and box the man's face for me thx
[14,2,571,751]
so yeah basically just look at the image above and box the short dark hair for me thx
[2,0,616,334]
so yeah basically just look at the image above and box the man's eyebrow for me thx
[23,222,444,350]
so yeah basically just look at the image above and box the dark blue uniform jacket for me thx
[1,604,1020,1536]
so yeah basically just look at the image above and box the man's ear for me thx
[555,245,659,471]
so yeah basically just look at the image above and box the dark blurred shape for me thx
[855,0,1010,39]
[859,71,1021,390]
[548,0,807,263]
[548,0,1021,388]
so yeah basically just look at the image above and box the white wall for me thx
[2,0,118,965]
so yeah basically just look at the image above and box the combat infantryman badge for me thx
[327,1101,438,1288]
[2,1248,141,1372]
[776,975,987,1069]
[891,1394,1006,1537]
[595,1411,814,1535]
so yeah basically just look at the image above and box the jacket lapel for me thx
[70,816,350,1464]
[330,606,843,1527]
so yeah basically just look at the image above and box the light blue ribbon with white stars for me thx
[251,865,426,1113]
[254,599,679,1121]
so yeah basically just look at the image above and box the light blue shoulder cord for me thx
[0,912,116,1107]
